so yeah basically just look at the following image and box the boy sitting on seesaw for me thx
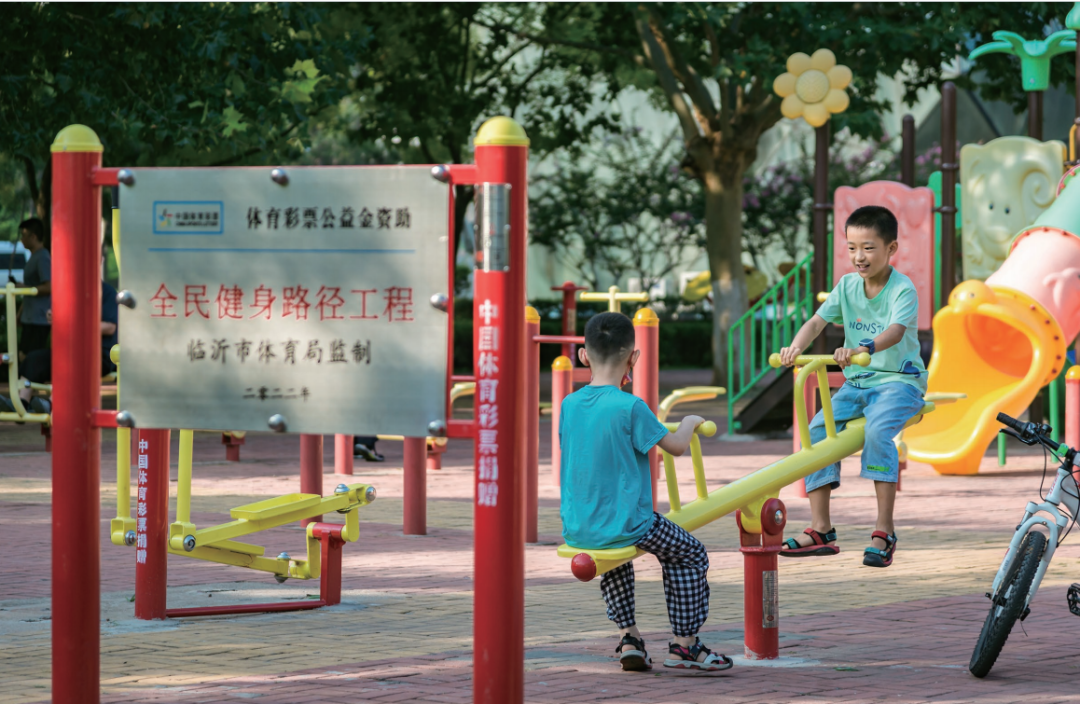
[559,312,733,672]
[778,205,926,568]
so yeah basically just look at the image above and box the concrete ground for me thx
[2,371,1080,703]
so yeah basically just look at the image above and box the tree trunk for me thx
[703,172,748,387]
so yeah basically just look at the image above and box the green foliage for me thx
[530,127,705,290]
[1,2,363,223]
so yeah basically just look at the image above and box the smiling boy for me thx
[777,205,926,568]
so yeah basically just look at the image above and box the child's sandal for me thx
[779,527,839,557]
[616,634,651,671]
[862,530,897,568]
[663,638,734,671]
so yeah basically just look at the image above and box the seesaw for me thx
[558,353,960,659]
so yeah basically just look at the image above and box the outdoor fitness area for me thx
[5,3,1080,704]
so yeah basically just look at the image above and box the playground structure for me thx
[559,352,960,659]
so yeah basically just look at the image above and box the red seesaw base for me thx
[736,498,787,660]
[164,522,345,618]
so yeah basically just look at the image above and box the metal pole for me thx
[334,434,354,476]
[939,82,958,300]
[550,356,572,486]
[472,117,528,704]
[524,306,540,543]
[134,428,170,620]
[900,114,916,187]
[551,282,586,362]
[299,434,323,526]
[403,436,427,535]
[812,124,831,353]
[1028,90,1044,141]
[50,124,104,703]
[632,308,660,510]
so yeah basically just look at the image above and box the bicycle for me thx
[969,412,1080,678]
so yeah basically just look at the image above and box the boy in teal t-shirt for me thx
[560,312,732,672]
[778,205,926,568]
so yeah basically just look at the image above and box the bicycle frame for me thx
[991,459,1080,609]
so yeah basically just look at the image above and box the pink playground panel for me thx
[832,182,935,330]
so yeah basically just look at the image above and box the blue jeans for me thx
[804,382,926,492]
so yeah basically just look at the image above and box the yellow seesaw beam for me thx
[558,354,959,579]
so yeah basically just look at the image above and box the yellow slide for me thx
[906,178,1080,474]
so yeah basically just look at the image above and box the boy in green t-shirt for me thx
[777,205,926,568]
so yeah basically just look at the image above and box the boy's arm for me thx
[778,315,828,366]
[834,323,906,367]
[656,415,704,457]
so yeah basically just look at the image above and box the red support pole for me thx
[632,309,660,510]
[550,281,586,361]
[427,441,445,470]
[1067,366,1080,450]
[135,429,171,620]
[51,124,104,703]
[300,434,324,526]
[316,524,345,607]
[403,436,427,535]
[334,433,354,476]
[550,355,573,487]
[222,432,244,462]
[525,307,540,543]
[472,117,528,704]
[737,499,786,661]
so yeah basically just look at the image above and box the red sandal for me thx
[780,527,840,557]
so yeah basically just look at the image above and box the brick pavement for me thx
[3,378,1080,703]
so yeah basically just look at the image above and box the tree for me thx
[1,3,360,232]
[336,3,619,258]
[491,2,1076,383]
[530,127,705,291]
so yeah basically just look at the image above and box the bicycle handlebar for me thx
[996,412,1058,452]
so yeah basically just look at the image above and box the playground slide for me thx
[906,173,1080,475]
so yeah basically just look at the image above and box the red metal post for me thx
[1067,367,1080,450]
[550,281,587,361]
[316,524,345,606]
[222,432,244,462]
[633,308,660,509]
[403,436,427,535]
[525,306,540,543]
[472,117,528,704]
[550,355,573,487]
[300,434,324,526]
[427,441,445,470]
[334,433,354,476]
[134,428,171,620]
[51,124,104,702]
[737,498,786,660]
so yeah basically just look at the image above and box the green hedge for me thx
[452,317,711,372]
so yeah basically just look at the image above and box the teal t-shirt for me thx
[559,385,669,549]
[816,268,927,392]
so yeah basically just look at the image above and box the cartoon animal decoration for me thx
[960,136,1065,281]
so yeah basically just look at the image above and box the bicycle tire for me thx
[968,530,1047,678]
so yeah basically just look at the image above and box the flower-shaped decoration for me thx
[772,49,851,128]
[969,30,1076,92]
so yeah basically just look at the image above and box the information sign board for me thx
[117,166,450,437]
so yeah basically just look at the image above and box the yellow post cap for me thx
[525,305,540,323]
[51,125,104,153]
[552,355,573,371]
[110,344,120,365]
[633,308,659,327]
[475,117,530,147]
[1067,365,1080,381]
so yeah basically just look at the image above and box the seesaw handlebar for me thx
[768,352,871,369]
[662,420,717,437]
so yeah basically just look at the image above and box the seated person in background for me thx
[16,218,51,359]
[1,280,117,414]
[353,435,384,462]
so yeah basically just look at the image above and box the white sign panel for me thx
[118,166,450,437]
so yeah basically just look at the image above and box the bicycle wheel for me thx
[969,530,1047,678]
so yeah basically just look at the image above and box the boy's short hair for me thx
[18,218,45,242]
[584,312,635,364]
[845,205,898,244]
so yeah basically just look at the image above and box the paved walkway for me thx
[2,385,1080,703]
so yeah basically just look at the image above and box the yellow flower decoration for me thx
[772,49,852,128]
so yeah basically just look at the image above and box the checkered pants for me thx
[599,513,710,637]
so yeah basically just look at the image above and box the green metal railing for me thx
[727,252,815,434]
